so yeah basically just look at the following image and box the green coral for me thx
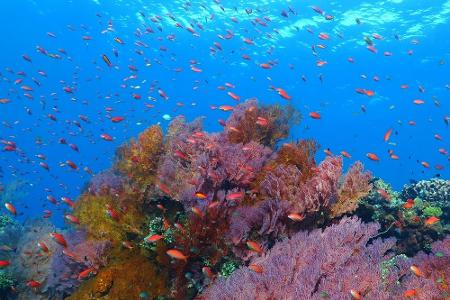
[0,215,15,229]
[0,271,14,291]
[422,206,443,217]
[380,254,408,282]
[219,261,238,278]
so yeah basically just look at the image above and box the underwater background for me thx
[0,0,448,299]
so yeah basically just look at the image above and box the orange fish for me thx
[166,249,188,261]
[100,133,113,141]
[340,151,351,158]
[384,128,393,142]
[421,161,430,168]
[404,289,417,297]
[276,88,291,100]
[424,216,440,226]
[145,234,163,243]
[249,264,263,273]
[309,112,321,119]
[195,192,207,199]
[78,267,96,280]
[390,154,399,160]
[350,289,362,300]
[219,105,234,112]
[410,265,423,277]
[366,153,380,161]
[111,116,125,123]
[227,92,240,101]
[65,214,80,225]
[37,242,49,253]
[191,206,203,217]
[260,63,272,69]
[0,98,10,104]
[256,117,269,126]
[246,240,263,254]
[4,203,17,216]
[413,99,425,105]
[202,266,214,279]
[287,213,305,222]
[26,280,41,288]
[364,90,375,97]
[226,192,244,201]
[50,232,67,248]
[403,199,415,209]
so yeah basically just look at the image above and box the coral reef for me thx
[356,178,449,255]
[5,101,446,300]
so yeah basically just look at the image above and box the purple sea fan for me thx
[43,230,111,298]
[201,217,400,300]
[394,236,450,299]
[260,156,343,214]
[87,169,125,196]
[331,161,372,217]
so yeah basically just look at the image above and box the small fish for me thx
[26,280,41,288]
[246,240,263,254]
[404,290,417,297]
[276,88,291,100]
[366,153,380,161]
[78,267,96,280]
[4,203,17,216]
[309,112,321,119]
[102,54,112,67]
[144,234,163,243]
[410,265,423,276]
[194,192,207,199]
[350,289,362,300]
[37,242,49,253]
[340,151,351,159]
[65,214,80,225]
[166,249,188,261]
[50,232,68,248]
[202,266,214,279]
[403,199,415,209]
[424,216,440,226]
[0,260,10,268]
[384,128,393,142]
[249,263,263,273]
[287,213,305,222]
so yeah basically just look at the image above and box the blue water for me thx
[0,0,449,225]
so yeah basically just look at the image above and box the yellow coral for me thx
[73,192,145,245]
[114,125,163,187]
[67,254,168,300]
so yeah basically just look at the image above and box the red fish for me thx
[424,216,440,226]
[111,116,125,123]
[78,267,96,280]
[4,203,17,216]
[145,234,163,243]
[50,232,68,248]
[410,265,423,277]
[404,290,417,297]
[61,196,75,207]
[100,133,113,141]
[350,289,362,300]
[226,192,244,201]
[0,260,10,268]
[66,160,78,170]
[383,128,393,142]
[249,264,263,273]
[276,88,291,100]
[309,112,321,119]
[65,214,80,225]
[37,242,49,253]
[287,213,305,222]
[246,240,263,254]
[26,280,41,288]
